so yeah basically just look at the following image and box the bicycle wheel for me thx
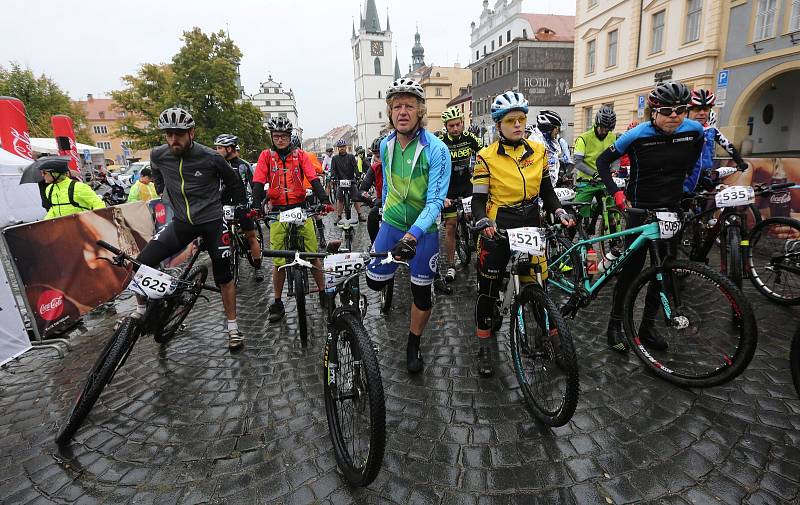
[380,278,394,314]
[791,327,800,397]
[510,284,578,426]
[246,224,265,267]
[324,313,385,486]
[746,217,800,305]
[230,236,240,286]
[56,317,141,444]
[595,207,625,257]
[723,226,743,288]
[154,265,208,344]
[294,268,309,347]
[456,219,472,268]
[622,260,757,387]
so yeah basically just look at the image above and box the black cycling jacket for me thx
[151,142,246,224]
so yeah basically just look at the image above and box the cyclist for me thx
[683,88,748,192]
[137,107,248,350]
[438,105,483,282]
[573,106,618,219]
[252,117,332,323]
[366,77,451,374]
[359,135,386,243]
[529,110,565,186]
[214,133,263,282]
[322,146,334,173]
[471,91,573,378]
[330,139,364,223]
[40,157,105,219]
[596,81,704,353]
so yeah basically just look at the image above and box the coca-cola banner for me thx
[0,96,33,160]
[1,202,154,338]
[715,157,800,221]
[51,115,80,172]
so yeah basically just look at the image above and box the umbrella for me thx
[19,156,72,184]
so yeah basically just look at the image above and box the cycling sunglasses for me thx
[654,105,689,116]
[501,114,527,126]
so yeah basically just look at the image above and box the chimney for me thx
[87,93,94,101]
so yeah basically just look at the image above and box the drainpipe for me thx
[635,0,644,69]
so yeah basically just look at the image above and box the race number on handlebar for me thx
[507,227,546,255]
[129,264,179,299]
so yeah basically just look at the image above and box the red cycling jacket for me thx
[253,148,320,206]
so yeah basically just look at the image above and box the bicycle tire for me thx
[230,235,240,286]
[622,260,757,387]
[56,317,141,445]
[745,203,763,230]
[791,327,800,398]
[154,265,208,344]
[380,278,394,314]
[456,219,472,268]
[596,207,625,257]
[510,284,579,426]
[324,313,385,486]
[246,223,265,268]
[294,268,308,347]
[724,226,743,288]
[746,217,800,305]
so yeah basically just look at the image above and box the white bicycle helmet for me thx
[491,91,529,122]
[214,134,238,147]
[158,107,195,130]
[536,110,563,129]
[386,78,425,101]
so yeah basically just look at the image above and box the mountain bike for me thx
[745,215,800,305]
[260,246,399,486]
[472,222,579,426]
[334,179,359,252]
[547,208,758,388]
[263,206,324,347]
[56,239,217,445]
[579,175,627,257]
[454,196,477,268]
[222,205,263,285]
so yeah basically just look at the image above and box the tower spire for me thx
[386,7,391,31]
[394,55,401,79]
[412,25,425,71]
[363,0,382,33]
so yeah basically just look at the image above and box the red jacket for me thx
[253,148,319,206]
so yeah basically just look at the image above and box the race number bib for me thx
[461,196,472,214]
[655,212,681,239]
[129,264,178,299]
[324,253,368,287]
[613,177,627,189]
[339,179,352,188]
[223,205,235,221]
[713,166,737,179]
[555,187,575,203]
[715,186,755,208]
[279,207,307,224]
[507,227,546,255]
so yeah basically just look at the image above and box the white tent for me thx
[28,137,104,155]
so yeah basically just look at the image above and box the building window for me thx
[583,106,593,130]
[378,112,382,119]
[96,141,111,150]
[378,90,382,98]
[607,29,618,67]
[483,45,487,56]
[93,125,108,134]
[265,100,271,106]
[436,88,442,96]
[499,59,504,75]
[650,10,666,53]
[754,0,777,41]
[476,50,480,60]
[491,40,495,51]
[522,29,527,38]
[507,56,512,72]
[279,112,287,118]
[374,57,381,75]
[507,30,511,42]
[791,0,800,31]
[121,140,134,148]
[483,67,487,82]
[491,63,496,79]
[498,35,502,47]
[684,0,702,43]
[586,39,596,74]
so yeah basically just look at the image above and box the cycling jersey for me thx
[380,128,450,240]
[330,153,358,181]
[151,142,246,225]
[683,126,745,192]
[222,157,253,205]
[439,130,482,198]
[253,147,322,207]
[597,120,704,209]
[574,129,617,180]
[471,138,560,222]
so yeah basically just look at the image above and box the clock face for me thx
[370,41,384,56]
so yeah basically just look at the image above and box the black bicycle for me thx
[56,240,217,445]
[453,196,477,268]
[222,205,264,285]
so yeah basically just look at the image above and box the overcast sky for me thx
[2,0,575,138]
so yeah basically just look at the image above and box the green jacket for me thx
[127,180,157,202]
[44,177,106,220]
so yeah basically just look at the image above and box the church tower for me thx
[352,0,393,147]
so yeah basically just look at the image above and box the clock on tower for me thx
[370,41,384,56]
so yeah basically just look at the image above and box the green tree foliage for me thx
[0,62,92,144]
[112,28,269,160]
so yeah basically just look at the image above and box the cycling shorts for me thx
[335,181,358,202]
[476,235,548,285]
[367,222,438,286]
[269,218,318,267]
[443,187,473,220]
[574,181,607,218]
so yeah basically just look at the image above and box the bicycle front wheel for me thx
[724,226,743,288]
[293,268,309,347]
[746,217,800,305]
[155,265,208,344]
[623,260,757,387]
[456,219,472,268]
[56,317,141,445]
[324,313,385,486]
[510,285,579,426]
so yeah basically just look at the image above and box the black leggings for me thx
[367,205,381,244]
[137,218,232,285]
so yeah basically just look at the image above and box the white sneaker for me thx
[445,267,456,282]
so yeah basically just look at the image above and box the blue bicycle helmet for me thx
[490,91,529,122]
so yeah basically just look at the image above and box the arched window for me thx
[374,57,381,75]
[378,90,382,98]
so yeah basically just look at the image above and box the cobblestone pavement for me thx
[1,215,799,505]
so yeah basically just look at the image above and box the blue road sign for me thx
[717,70,729,89]
[82,149,91,162]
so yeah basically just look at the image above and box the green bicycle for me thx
[576,176,627,257]
[547,207,758,387]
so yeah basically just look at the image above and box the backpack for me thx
[46,179,91,211]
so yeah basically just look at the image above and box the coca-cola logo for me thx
[37,289,65,321]
[154,203,167,224]
[10,127,33,160]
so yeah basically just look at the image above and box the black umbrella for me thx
[19,156,72,184]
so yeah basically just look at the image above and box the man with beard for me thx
[573,105,617,219]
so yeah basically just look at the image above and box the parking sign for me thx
[637,95,645,118]
[717,70,729,89]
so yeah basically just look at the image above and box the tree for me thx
[0,62,93,144]
[112,28,269,160]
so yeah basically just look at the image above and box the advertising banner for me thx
[2,202,154,338]
[715,156,800,222]
[0,258,31,365]
[51,115,81,173]
[0,96,34,160]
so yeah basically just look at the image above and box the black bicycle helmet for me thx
[648,81,692,107]
[594,105,617,129]
[537,110,563,130]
